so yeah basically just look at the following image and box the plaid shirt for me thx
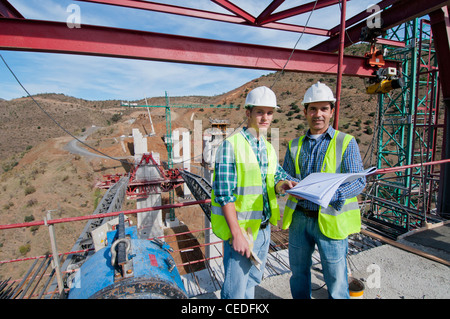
[213,127,291,222]
[282,126,365,211]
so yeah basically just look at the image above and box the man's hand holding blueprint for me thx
[286,167,377,208]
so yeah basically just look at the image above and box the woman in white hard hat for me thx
[282,82,366,299]
[211,86,296,299]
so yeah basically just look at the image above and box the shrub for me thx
[24,215,35,222]
[19,244,31,255]
[111,113,122,123]
[2,161,18,172]
[26,199,38,207]
[24,186,36,196]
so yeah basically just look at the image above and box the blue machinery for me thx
[68,214,187,299]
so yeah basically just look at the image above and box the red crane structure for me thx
[0,0,449,214]
[97,153,184,199]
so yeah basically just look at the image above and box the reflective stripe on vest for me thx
[211,131,280,241]
[282,130,361,239]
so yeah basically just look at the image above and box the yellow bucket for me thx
[348,277,365,299]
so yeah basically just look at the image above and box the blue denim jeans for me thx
[288,211,349,299]
[221,224,271,299]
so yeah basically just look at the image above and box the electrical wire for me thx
[0,53,129,165]
[1,51,248,173]
[270,0,320,89]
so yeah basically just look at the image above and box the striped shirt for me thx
[282,126,366,211]
[213,127,291,222]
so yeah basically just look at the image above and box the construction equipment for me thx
[366,67,405,94]
[96,153,184,199]
[67,213,187,299]
[364,44,405,95]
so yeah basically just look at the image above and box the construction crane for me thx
[121,92,236,221]
[121,91,236,167]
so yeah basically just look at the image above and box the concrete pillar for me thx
[182,130,191,197]
[132,128,163,239]
[136,151,163,239]
[137,193,163,239]
[132,128,147,158]
[173,130,181,164]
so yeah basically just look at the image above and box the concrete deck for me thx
[193,222,450,299]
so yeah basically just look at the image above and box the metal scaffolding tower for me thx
[362,17,446,238]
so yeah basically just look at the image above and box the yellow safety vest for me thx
[211,131,280,241]
[282,130,361,240]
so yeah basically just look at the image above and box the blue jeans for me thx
[221,224,271,299]
[288,211,349,299]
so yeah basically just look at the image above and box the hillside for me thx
[0,70,379,281]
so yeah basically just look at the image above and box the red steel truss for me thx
[0,17,396,77]
[1,0,450,211]
[0,0,447,75]
[97,153,185,199]
[0,0,402,78]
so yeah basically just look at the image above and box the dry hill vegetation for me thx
[0,69,379,281]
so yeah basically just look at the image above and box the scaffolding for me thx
[362,18,446,238]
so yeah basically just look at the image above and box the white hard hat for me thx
[245,86,278,108]
[302,81,336,105]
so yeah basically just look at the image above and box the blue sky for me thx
[0,0,378,101]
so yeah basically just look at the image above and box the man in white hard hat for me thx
[211,86,296,299]
[282,82,366,299]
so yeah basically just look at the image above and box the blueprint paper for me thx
[286,167,376,208]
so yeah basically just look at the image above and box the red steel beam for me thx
[372,159,450,175]
[328,0,397,36]
[211,0,255,24]
[259,0,344,25]
[255,0,285,25]
[0,18,397,77]
[429,6,450,215]
[262,21,330,36]
[0,0,24,18]
[76,0,245,23]
[0,199,213,230]
[312,0,450,52]
[430,6,450,101]
[376,37,406,48]
[75,0,330,35]
[333,0,347,130]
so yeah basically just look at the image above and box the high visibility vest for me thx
[211,131,280,242]
[282,130,361,240]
